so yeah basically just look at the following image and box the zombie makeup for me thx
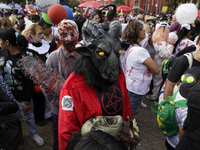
[58,19,79,47]
[81,115,123,139]
[61,40,77,53]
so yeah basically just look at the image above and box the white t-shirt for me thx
[166,91,188,148]
[125,45,152,95]
[175,39,195,56]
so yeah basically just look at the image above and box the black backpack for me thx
[0,113,22,150]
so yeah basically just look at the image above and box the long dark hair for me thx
[173,25,192,54]
[0,28,28,54]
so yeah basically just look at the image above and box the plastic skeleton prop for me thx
[21,56,65,95]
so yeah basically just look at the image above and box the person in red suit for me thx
[58,18,132,150]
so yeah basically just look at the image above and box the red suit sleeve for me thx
[58,84,81,150]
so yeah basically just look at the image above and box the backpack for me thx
[151,91,188,137]
[161,53,193,81]
[0,113,22,150]
[159,52,193,103]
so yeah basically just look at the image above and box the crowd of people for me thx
[0,1,200,150]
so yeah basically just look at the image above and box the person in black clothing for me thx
[0,28,44,146]
[0,72,21,150]
[164,49,200,99]
[176,82,200,150]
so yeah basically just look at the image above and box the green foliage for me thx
[68,0,79,9]
[114,0,125,6]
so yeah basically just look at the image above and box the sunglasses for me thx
[18,17,23,20]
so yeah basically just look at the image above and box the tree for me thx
[163,0,191,10]
[68,0,79,9]
[0,0,34,4]
[114,0,125,6]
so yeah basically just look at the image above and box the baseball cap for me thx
[179,67,200,98]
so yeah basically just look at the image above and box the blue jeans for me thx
[128,91,144,115]
[16,101,37,136]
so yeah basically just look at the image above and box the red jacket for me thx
[58,71,132,150]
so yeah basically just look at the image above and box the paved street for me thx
[21,97,166,150]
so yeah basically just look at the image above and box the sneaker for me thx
[31,133,44,146]
[140,102,147,108]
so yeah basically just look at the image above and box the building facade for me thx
[78,0,172,15]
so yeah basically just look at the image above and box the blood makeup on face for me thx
[61,40,76,52]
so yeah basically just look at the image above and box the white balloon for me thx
[36,0,60,14]
[176,3,198,25]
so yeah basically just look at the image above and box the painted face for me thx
[34,32,43,43]
[61,40,77,53]
[92,15,100,23]
[81,115,123,139]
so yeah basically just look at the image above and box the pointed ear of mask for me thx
[75,44,95,57]
[120,40,130,50]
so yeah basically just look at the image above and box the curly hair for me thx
[122,21,143,45]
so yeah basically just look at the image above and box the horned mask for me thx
[75,20,129,82]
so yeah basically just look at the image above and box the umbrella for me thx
[89,8,94,12]
[15,3,20,8]
[26,5,35,10]
[132,6,144,11]
[116,5,131,12]
[30,4,38,9]
[0,3,12,9]
[8,3,13,7]
[78,1,103,9]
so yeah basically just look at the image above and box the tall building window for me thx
[134,0,139,6]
